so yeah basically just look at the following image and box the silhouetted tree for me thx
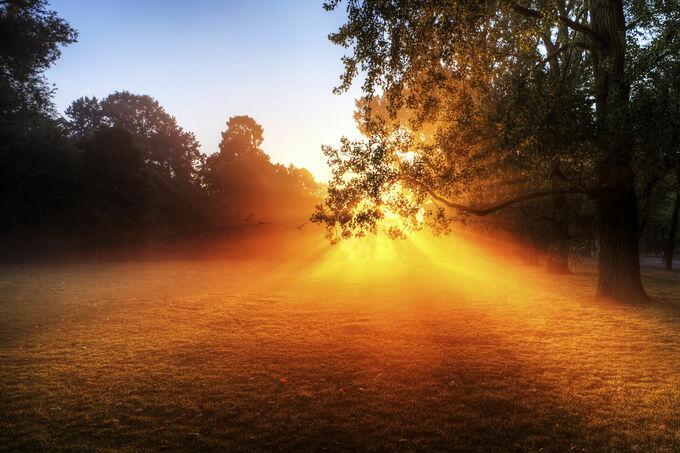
[64,96,102,137]
[0,0,76,126]
[76,127,151,247]
[66,92,203,183]
[0,0,78,255]
[205,116,323,225]
[1,2,325,260]
[0,121,77,244]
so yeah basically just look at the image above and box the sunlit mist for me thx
[3,0,680,451]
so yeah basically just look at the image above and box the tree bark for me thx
[589,0,648,302]
[546,166,571,274]
[546,197,570,274]
[595,183,646,301]
[665,184,680,270]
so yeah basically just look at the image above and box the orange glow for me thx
[4,227,680,450]
[210,225,565,311]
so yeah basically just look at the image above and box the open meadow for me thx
[3,1,680,451]
[1,233,680,452]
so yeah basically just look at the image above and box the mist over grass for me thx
[2,235,680,451]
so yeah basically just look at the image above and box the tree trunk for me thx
[595,183,647,302]
[546,182,570,274]
[589,0,648,302]
[665,185,680,270]
[546,237,570,274]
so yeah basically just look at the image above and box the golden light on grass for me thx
[1,230,680,450]
[294,229,535,307]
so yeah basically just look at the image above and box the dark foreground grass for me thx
[1,239,680,452]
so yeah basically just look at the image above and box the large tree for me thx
[315,0,677,302]
[65,92,203,183]
[76,126,152,247]
[64,92,210,238]
[204,116,323,224]
[0,0,77,252]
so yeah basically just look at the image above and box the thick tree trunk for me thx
[665,186,680,270]
[589,0,647,302]
[595,183,647,302]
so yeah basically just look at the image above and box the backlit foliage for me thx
[314,0,677,248]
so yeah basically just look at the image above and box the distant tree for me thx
[204,116,322,224]
[76,127,151,247]
[63,92,214,241]
[218,115,265,151]
[64,96,102,137]
[205,115,268,195]
[66,92,203,183]
[0,122,77,239]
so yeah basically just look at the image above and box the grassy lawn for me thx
[1,235,680,452]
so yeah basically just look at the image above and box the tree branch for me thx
[508,1,604,44]
[543,40,589,62]
[424,187,590,216]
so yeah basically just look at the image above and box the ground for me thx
[1,233,680,452]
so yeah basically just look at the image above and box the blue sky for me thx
[46,0,364,181]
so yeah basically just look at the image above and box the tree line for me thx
[0,0,322,260]
[2,1,679,302]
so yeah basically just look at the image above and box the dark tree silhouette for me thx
[0,0,78,255]
[0,0,77,125]
[204,116,323,226]
[76,127,151,247]
[64,96,102,137]
[66,92,203,183]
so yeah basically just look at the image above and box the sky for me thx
[46,0,365,182]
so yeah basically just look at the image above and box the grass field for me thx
[1,233,680,452]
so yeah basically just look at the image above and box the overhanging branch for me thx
[508,2,604,45]
[424,187,591,216]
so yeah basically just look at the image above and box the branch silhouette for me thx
[423,186,592,217]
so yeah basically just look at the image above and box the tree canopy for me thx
[66,92,203,183]
[314,0,680,301]
[204,115,323,224]
[0,0,76,125]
